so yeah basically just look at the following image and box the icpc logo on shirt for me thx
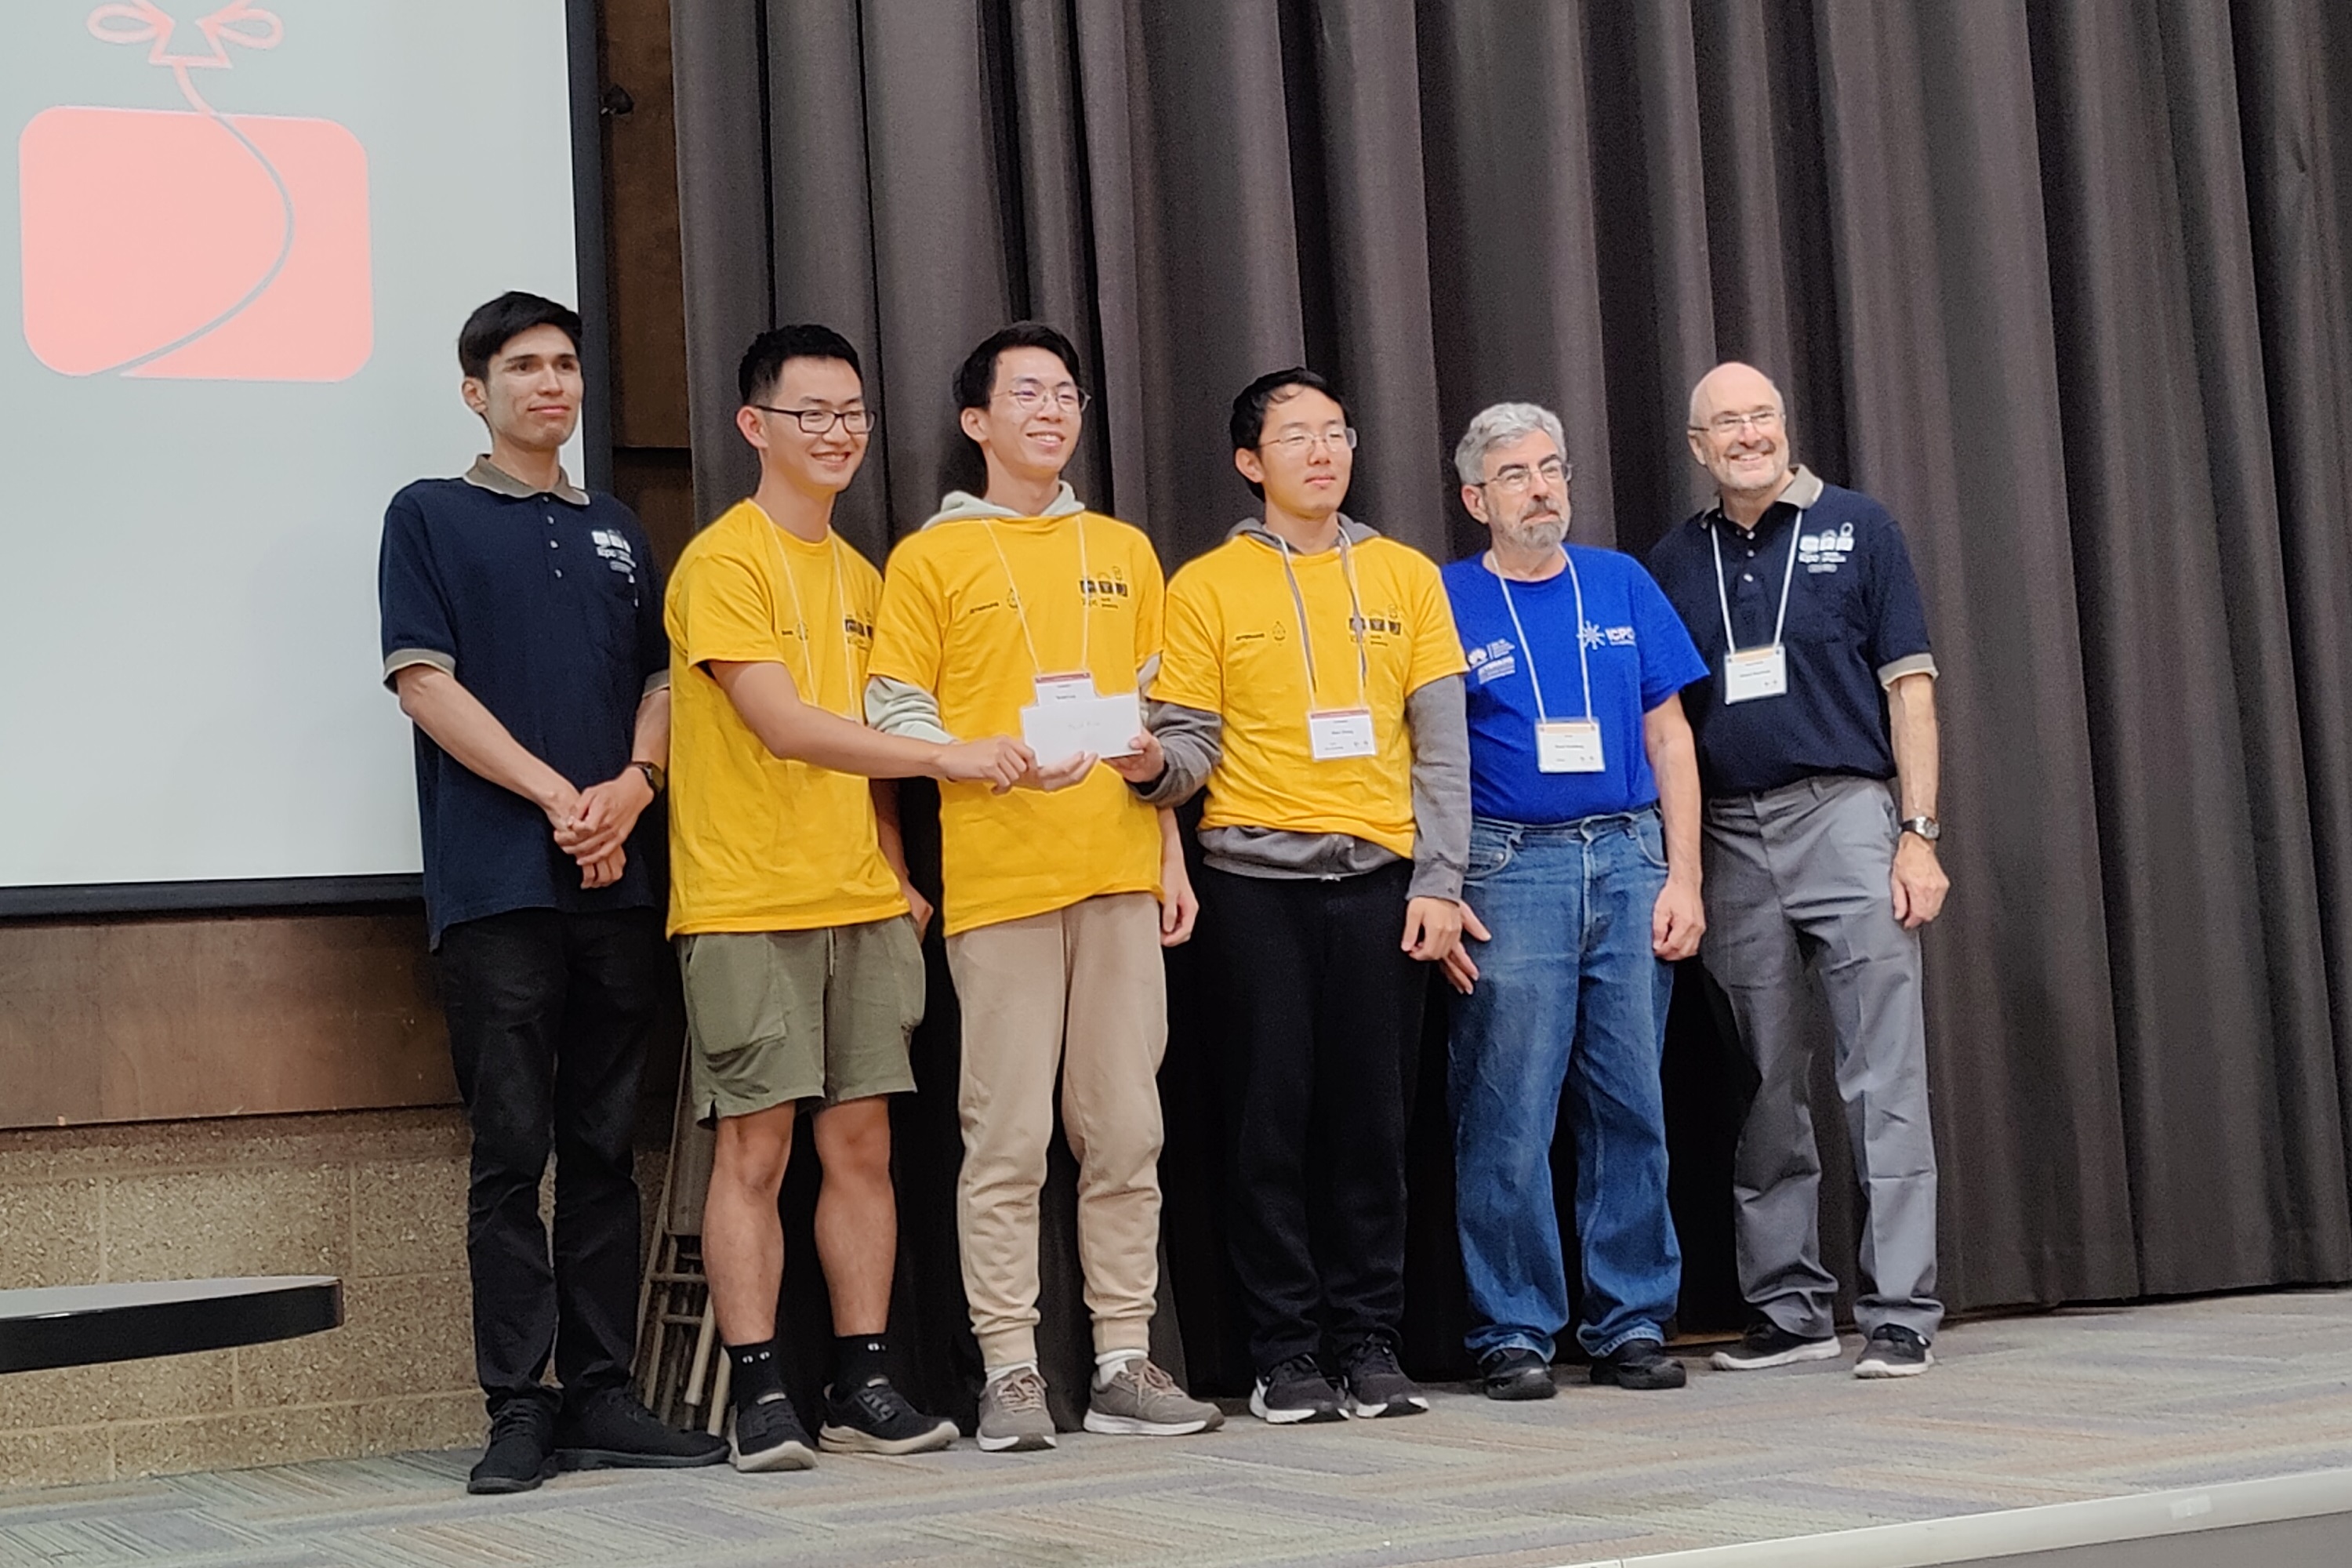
[1798,523,1857,573]
[1077,568,1131,608]
[591,529,637,579]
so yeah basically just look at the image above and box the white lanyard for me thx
[757,506,857,716]
[1271,530,1370,710]
[1493,549,1592,724]
[985,515,1093,679]
[1710,509,1802,654]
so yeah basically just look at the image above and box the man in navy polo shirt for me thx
[379,292,728,1491]
[1440,403,1708,1401]
[1646,361,1950,1379]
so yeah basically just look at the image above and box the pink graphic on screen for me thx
[19,2,372,382]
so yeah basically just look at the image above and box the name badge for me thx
[1723,645,1788,704]
[1536,720,1605,774]
[1308,708,1377,760]
[1031,671,1097,705]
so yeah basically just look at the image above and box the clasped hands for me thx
[543,765,657,889]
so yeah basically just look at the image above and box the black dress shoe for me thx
[554,1387,729,1470]
[467,1399,557,1494]
[1479,1346,1557,1401]
[1589,1339,1687,1390]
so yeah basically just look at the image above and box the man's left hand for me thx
[558,766,655,864]
[1103,729,1167,788]
[1403,896,1479,968]
[1157,852,1200,948]
[899,878,935,938]
[1890,834,1949,928]
[1652,875,1705,960]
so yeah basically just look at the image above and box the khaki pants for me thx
[945,891,1167,1367]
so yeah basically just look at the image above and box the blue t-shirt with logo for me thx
[1443,546,1708,826]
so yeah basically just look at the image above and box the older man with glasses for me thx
[1646,361,1948,1380]
[1439,403,1708,1401]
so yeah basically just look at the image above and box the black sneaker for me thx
[731,1393,817,1472]
[1338,1336,1428,1418]
[467,1398,556,1494]
[818,1378,958,1455]
[1589,1339,1687,1390]
[1854,1325,1934,1379]
[1479,1346,1556,1402]
[1708,1321,1843,1372]
[1248,1352,1345,1425]
[554,1388,730,1472]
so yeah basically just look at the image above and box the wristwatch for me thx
[1900,815,1940,843]
[632,760,666,795]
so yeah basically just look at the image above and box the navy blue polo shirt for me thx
[1444,546,1707,825]
[1645,466,1936,797]
[379,458,669,946]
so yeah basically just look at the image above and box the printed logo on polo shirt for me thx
[1578,620,1639,650]
[1467,637,1516,684]
[1798,523,1857,574]
[591,528,637,579]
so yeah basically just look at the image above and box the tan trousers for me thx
[945,891,1168,1366]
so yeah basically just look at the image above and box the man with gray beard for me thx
[1438,404,1708,1399]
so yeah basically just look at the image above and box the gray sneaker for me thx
[1082,1357,1224,1436]
[977,1367,1056,1452]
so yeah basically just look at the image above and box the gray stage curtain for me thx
[669,0,2352,1407]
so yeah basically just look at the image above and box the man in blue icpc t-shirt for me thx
[1438,402,1709,1402]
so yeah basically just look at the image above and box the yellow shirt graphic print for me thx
[665,502,906,936]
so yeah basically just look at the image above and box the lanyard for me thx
[1493,549,1593,724]
[984,516,1093,678]
[1710,509,1802,654]
[757,506,857,716]
[1271,530,1370,710]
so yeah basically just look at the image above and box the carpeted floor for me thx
[4,1290,2351,1568]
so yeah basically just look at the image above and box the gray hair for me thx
[1454,401,1567,485]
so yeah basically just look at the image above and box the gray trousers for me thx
[1700,774,1942,1341]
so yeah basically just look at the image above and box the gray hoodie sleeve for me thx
[1405,674,1470,902]
[1132,699,1222,808]
[863,675,956,744]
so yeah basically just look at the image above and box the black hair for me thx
[1229,367,1348,499]
[458,291,582,379]
[953,321,1085,416]
[738,323,863,407]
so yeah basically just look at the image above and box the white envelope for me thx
[1020,691,1142,764]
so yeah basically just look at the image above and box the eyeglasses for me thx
[995,379,1091,414]
[753,405,877,435]
[1693,408,1783,437]
[1260,427,1359,456]
[1477,457,1571,495]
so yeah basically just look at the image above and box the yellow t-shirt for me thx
[866,510,1163,935]
[1154,530,1466,858]
[664,502,907,936]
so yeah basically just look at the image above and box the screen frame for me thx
[0,0,612,922]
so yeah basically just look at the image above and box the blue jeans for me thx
[1449,809,1682,1361]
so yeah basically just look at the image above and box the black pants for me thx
[436,906,664,1414]
[1200,861,1425,1374]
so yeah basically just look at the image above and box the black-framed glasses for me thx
[753,404,877,435]
[1477,457,1571,495]
[995,379,1091,414]
[1261,427,1358,456]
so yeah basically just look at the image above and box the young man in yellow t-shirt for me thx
[1114,368,1479,1424]
[667,325,1033,1472]
[864,322,1218,1451]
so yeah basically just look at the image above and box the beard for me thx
[1497,510,1568,553]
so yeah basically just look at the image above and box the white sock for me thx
[983,1359,1040,1388]
[1094,1349,1145,1389]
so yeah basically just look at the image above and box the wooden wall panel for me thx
[602,0,691,451]
[0,911,452,1129]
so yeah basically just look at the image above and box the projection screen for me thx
[2,0,598,913]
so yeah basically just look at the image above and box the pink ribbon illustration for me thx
[88,1,282,113]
